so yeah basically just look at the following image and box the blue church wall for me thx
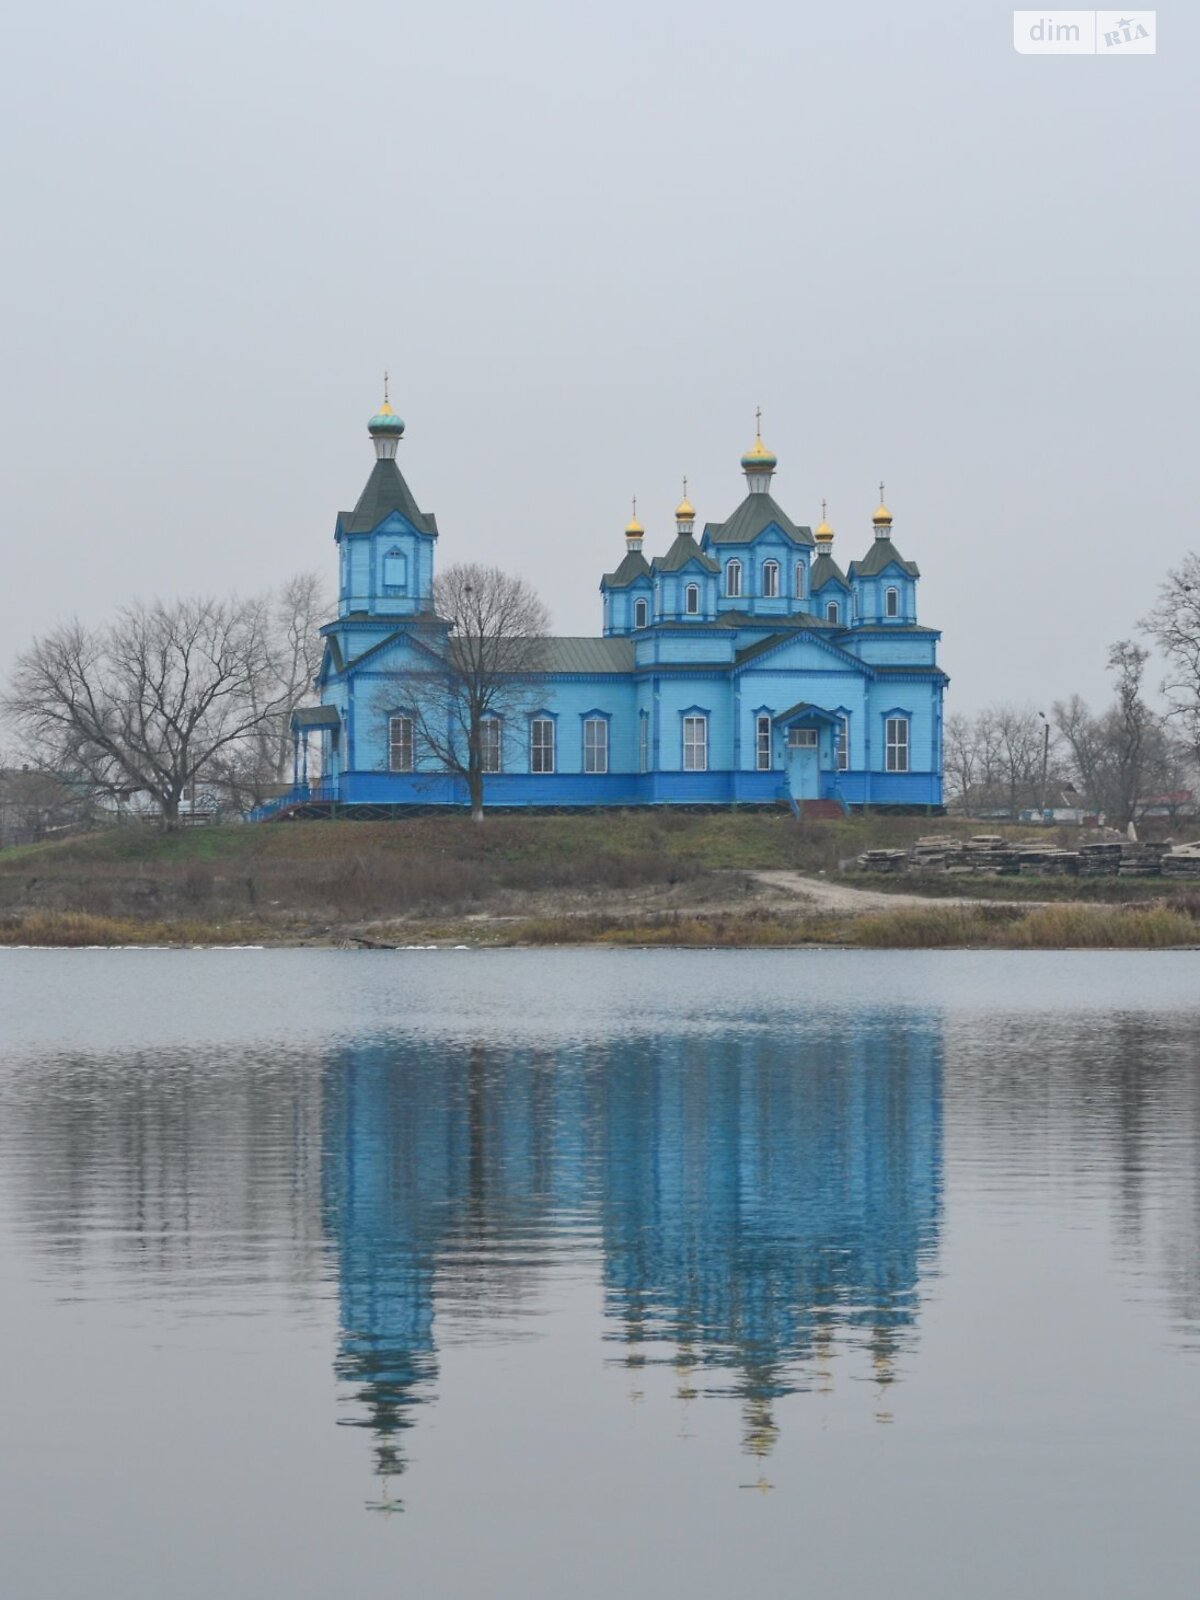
[847,633,939,666]
[281,409,948,816]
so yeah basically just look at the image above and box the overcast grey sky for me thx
[1,1,1192,711]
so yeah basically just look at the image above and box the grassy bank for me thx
[0,811,982,924]
[500,902,1200,950]
[2,813,1197,948]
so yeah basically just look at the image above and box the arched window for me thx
[795,562,806,599]
[826,600,841,625]
[634,597,648,629]
[885,586,900,618]
[762,560,780,598]
[382,547,408,594]
[725,559,742,598]
[685,583,700,616]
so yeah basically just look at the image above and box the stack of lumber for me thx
[909,835,963,870]
[857,848,910,874]
[1118,842,1171,877]
[1018,849,1080,876]
[1077,842,1124,877]
[1162,843,1200,880]
[957,836,1020,875]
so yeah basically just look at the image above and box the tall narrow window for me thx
[885,586,900,618]
[531,717,555,774]
[634,597,648,629]
[382,548,408,594]
[583,717,608,775]
[389,715,414,772]
[795,562,806,599]
[685,583,700,615]
[683,715,708,772]
[638,713,649,774]
[756,714,772,771]
[480,718,502,774]
[885,717,910,773]
[826,600,841,625]
[836,716,850,771]
[725,559,742,598]
[762,560,780,598]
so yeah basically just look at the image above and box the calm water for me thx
[2,950,1200,1599]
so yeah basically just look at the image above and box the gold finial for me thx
[879,479,885,502]
[755,405,763,439]
[682,475,688,500]
[632,495,637,520]
[383,370,390,404]
[822,497,827,520]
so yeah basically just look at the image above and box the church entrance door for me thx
[785,728,820,801]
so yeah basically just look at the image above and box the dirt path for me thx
[748,870,1038,914]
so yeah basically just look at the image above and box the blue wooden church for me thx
[280,398,947,815]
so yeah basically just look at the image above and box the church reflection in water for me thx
[321,1015,944,1505]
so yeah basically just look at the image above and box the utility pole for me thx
[1038,711,1050,819]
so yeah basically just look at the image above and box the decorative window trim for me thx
[685,582,700,616]
[634,597,648,629]
[725,559,742,598]
[761,559,780,599]
[885,585,900,618]
[795,561,807,599]
[826,600,841,625]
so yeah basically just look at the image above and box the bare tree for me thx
[4,596,294,828]
[391,563,549,822]
[204,572,330,809]
[1104,640,1155,827]
[943,713,978,813]
[1144,552,1200,760]
[1054,643,1163,827]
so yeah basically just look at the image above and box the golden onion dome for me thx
[625,517,645,538]
[740,435,778,472]
[676,495,695,521]
[872,502,893,526]
[814,518,834,542]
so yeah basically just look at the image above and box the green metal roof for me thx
[336,458,438,537]
[293,705,341,729]
[537,637,636,672]
[703,491,814,547]
[847,538,919,578]
[773,700,841,725]
[808,553,850,591]
[652,533,720,574]
[601,550,653,589]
